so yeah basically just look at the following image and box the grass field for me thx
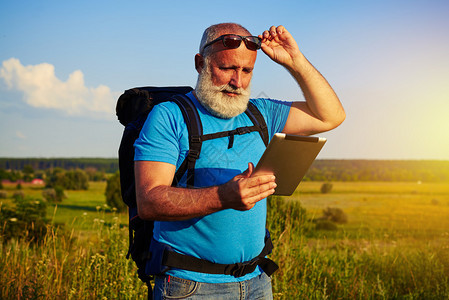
[1,181,449,299]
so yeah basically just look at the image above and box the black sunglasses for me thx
[202,34,262,53]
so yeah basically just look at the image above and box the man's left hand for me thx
[259,25,302,69]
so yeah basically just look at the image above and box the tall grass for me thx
[1,182,449,299]
[267,195,449,299]
[0,214,147,299]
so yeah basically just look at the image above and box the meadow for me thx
[1,180,449,299]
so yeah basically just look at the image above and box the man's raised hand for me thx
[259,25,302,70]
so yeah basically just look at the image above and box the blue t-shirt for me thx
[134,92,291,283]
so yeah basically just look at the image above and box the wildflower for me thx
[9,218,18,222]
[83,212,88,216]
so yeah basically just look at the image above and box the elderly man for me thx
[134,23,345,299]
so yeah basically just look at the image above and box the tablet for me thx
[254,133,326,196]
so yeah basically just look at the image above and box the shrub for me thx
[105,172,126,212]
[0,191,7,199]
[42,186,66,203]
[13,191,25,200]
[46,168,89,190]
[320,182,333,193]
[65,169,89,190]
[322,207,348,224]
[0,196,49,243]
[267,195,311,238]
[315,219,338,231]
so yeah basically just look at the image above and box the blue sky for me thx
[1,0,448,159]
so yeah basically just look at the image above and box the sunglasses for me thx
[202,34,262,53]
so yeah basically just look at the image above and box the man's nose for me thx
[229,70,242,89]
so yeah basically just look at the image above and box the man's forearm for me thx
[137,185,223,221]
[288,53,345,127]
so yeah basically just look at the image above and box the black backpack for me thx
[115,86,275,292]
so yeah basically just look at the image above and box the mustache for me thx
[220,84,250,96]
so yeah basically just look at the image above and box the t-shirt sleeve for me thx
[134,102,183,165]
[251,98,292,139]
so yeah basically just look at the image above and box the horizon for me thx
[1,1,448,160]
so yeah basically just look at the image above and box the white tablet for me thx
[254,133,326,196]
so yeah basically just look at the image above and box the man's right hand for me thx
[218,162,277,211]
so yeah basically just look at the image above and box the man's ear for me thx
[195,54,205,74]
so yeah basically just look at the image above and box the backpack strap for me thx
[170,94,203,187]
[200,125,261,149]
[245,102,269,147]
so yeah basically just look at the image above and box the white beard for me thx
[195,67,251,119]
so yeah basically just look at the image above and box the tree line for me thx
[0,158,118,173]
[305,159,449,182]
[1,158,449,182]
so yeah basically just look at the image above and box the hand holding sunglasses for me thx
[259,25,302,69]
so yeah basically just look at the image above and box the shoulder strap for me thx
[170,94,203,187]
[245,102,269,147]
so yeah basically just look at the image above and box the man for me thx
[134,23,345,299]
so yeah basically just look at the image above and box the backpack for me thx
[115,86,275,292]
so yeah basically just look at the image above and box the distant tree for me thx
[105,172,126,212]
[23,164,35,182]
[45,168,66,188]
[10,170,22,182]
[85,167,106,181]
[46,168,88,190]
[0,168,8,181]
[322,207,348,224]
[34,170,45,180]
[320,182,333,194]
[65,169,89,190]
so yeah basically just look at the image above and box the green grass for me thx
[269,181,449,299]
[1,181,449,299]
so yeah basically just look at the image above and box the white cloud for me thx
[16,131,26,139]
[0,58,119,119]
